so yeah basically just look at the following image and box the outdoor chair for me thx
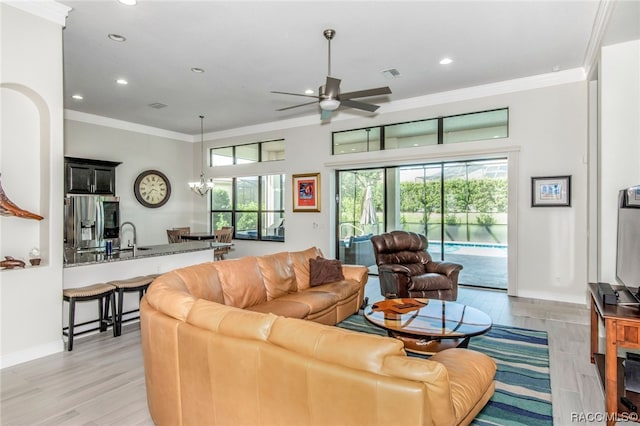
[371,230,462,301]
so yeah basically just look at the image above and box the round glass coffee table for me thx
[364,298,492,354]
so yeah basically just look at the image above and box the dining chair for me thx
[214,227,233,260]
[167,227,190,243]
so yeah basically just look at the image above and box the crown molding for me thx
[206,68,586,140]
[3,0,71,26]
[66,68,586,142]
[64,110,194,142]
[383,68,586,115]
[583,0,617,76]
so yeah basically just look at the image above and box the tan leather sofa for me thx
[141,247,496,426]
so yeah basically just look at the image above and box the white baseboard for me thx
[0,340,64,369]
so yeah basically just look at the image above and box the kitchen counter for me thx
[64,241,231,268]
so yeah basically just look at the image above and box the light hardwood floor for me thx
[1,277,611,425]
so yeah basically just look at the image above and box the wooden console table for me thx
[589,282,640,425]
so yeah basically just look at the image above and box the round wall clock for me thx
[134,170,171,208]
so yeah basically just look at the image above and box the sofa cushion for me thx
[309,256,344,286]
[305,279,362,301]
[186,299,276,342]
[144,272,196,321]
[288,246,323,291]
[430,348,497,425]
[173,262,225,304]
[278,291,338,315]
[245,299,310,319]
[213,257,267,308]
[256,251,297,300]
[268,316,406,375]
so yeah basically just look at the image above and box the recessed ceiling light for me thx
[305,89,314,95]
[72,94,83,100]
[191,67,205,73]
[439,58,453,65]
[118,0,137,5]
[116,78,128,85]
[108,34,126,42]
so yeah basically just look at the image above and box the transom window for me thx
[332,108,508,155]
[211,139,285,166]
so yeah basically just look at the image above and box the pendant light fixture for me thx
[188,115,214,196]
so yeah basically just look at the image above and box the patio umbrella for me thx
[360,185,378,231]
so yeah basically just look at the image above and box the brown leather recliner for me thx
[371,230,463,300]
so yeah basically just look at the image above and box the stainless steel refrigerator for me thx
[64,195,120,251]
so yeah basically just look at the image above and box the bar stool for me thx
[107,275,155,336]
[63,283,117,351]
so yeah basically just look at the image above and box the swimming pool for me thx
[428,241,508,257]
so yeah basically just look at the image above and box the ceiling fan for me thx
[272,29,392,120]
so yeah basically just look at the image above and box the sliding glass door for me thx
[336,169,384,269]
[336,158,508,290]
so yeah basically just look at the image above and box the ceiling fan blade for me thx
[276,100,318,112]
[320,108,333,120]
[340,86,392,100]
[341,99,380,113]
[324,77,341,98]
[271,91,320,99]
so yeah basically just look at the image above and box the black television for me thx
[616,185,640,304]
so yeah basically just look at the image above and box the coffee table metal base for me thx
[364,298,492,355]
[392,333,469,355]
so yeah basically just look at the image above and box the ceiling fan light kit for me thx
[319,98,340,111]
[272,28,391,120]
[188,115,214,196]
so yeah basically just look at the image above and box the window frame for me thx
[211,139,285,166]
[331,108,509,155]
[210,174,285,242]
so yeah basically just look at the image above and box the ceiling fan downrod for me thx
[324,29,335,77]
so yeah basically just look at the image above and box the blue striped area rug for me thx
[336,315,552,426]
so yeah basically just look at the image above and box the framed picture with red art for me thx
[292,173,320,212]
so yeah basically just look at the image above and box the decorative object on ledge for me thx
[292,173,320,212]
[0,256,26,269]
[188,115,214,196]
[29,247,41,266]
[531,175,571,207]
[0,173,44,220]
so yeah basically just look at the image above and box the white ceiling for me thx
[59,1,638,136]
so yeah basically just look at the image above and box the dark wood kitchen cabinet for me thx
[65,157,122,195]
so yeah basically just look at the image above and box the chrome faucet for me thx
[120,221,137,254]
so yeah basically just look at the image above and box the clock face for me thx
[134,170,171,208]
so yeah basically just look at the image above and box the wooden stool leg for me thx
[103,296,110,323]
[98,295,106,332]
[67,297,76,351]
[110,291,118,337]
[117,288,125,336]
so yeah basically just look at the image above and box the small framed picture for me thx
[531,175,571,207]
[292,173,320,212]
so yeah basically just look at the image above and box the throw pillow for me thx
[309,256,344,286]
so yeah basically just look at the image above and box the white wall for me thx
[64,119,197,246]
[201,78,589,303]
[0,2,69,368]
[598,39,640,283]
[63,78,590,306]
